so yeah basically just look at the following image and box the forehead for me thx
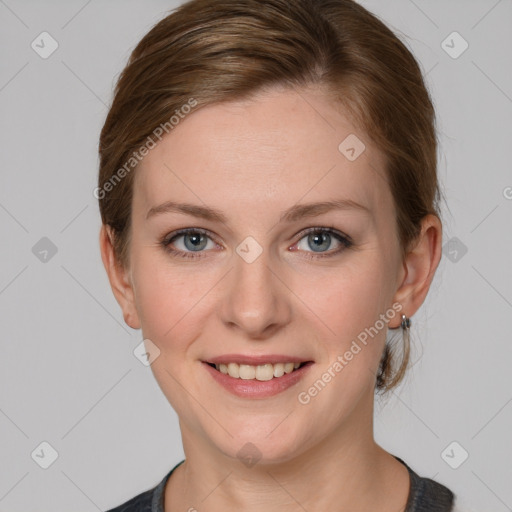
[134,86,391,221]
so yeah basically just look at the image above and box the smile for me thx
[208,361,307,380]
[202,358,314,399]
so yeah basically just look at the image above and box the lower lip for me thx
[202,362,313,399]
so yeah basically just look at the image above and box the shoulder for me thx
[400,460,479,512]
[394,456,454,511]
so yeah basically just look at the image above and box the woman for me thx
[97,0,469,510]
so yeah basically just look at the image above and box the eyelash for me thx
[160,227,353,261]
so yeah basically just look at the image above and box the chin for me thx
[209,424,311,468]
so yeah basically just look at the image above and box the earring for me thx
[400,314,411,330]
[400,314,411,362]
[380,313,411,389]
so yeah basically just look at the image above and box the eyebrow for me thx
[146,198,370,223]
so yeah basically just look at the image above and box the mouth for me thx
[205,361,312,381]
[201,354,314,398]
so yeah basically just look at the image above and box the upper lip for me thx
[204,354,313,365]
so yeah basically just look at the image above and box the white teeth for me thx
[284,362,294,374]
[213,361,304,380]
[273,363,284,378]
[227,362,239,378]
[256,364,274,381]
[239,364,256,380]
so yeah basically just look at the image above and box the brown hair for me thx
[98,0,442,394]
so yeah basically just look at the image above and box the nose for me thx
[219,246,292,339]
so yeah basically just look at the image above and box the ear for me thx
[99,225,141,330]
[390,214,443,327]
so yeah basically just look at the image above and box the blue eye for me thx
[160,227,353,260]
[293,227,353,259]
[161,228,216,259]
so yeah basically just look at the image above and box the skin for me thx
[100,84,442,511]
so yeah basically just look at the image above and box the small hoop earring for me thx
[400,314,411,368]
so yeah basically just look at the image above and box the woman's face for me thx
[119,85,409,463]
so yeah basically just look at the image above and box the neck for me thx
[165,392,410,512]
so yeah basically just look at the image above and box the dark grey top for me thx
[105,456,454,511]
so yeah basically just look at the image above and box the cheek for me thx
[296,274,388,419]
[130,249,211,342]
[299,256,391,388]
[314,260,390,338]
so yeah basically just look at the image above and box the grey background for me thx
[0,0,511,510]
